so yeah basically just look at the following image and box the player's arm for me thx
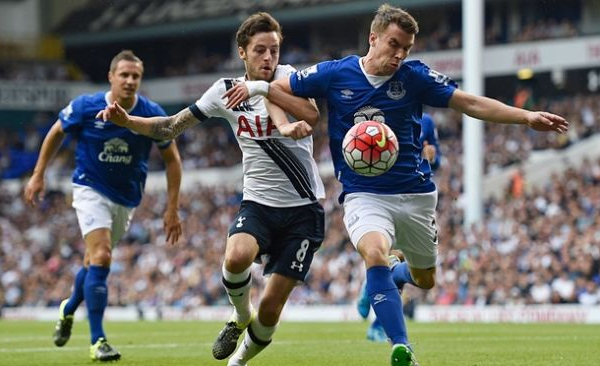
[422,141,438,169]
[158,141,183,245]
[421,115,440,170]
[266,78,320,126]
[265,98,312,140]
[223,78,320,126]
[96,102,200,140]
[448,89,568,133]
[23,120,66,206]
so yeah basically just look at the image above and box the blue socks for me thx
[366,266,408,345]
[84,265,110,344]
[64,267,88,315]
[391,262,416,289]
[372,316,382,328]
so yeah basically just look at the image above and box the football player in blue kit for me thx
[357,112,441,343]
[24,50,183,362]
[223,4,568,365]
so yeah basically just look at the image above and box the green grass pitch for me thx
[1,320,599,365]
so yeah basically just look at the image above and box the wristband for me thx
[246,80,269,97]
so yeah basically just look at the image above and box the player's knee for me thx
[360,247,389,267]
[413,275,435,290]
[89,248,112,266]
[223,255,253,273]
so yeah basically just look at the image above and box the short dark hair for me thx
[236,12,283,50]
[371,4,419,35]
[109,50,144,73]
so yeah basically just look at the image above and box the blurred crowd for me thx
[1,111,599,311]
[0,13,583,82]
[2,93,598,180]
[1,3,599,312]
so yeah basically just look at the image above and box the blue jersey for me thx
[290,56,456,199]
[59,91,171,207]
[420,113,440,171]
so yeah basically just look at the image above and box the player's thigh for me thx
[343,192,395,250]
[72,184,113,239]
[227,201,269,264]
[225,232,260,271]
[265,202,324,282]
[393,191,438,269]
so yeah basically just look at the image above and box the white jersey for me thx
[194,64,325,208]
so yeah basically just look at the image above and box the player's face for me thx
[108,60,143,101]
[239,31,280,81]
[368,23,414,75]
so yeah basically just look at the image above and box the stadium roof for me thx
[57,0,460,46]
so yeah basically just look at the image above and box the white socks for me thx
[228,317,278,365]
[222,264,253,324]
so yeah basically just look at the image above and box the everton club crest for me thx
[387,81,405,100]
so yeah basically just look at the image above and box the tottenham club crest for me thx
[387,81,406,100]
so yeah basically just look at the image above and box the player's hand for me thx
[163,208,182,246]
[95,102,131,127]
[222,82,250,110]
[23,174,45,207]
[278,121,313,140]
[422,141,437,162]
[525,111,569,133]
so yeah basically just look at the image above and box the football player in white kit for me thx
[224,4,569,366]
[96,12,325,366]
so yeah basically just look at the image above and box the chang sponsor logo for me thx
[98,138,133,164]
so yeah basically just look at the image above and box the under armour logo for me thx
[236,216,246,228]
[373,293,387,305]
[290,261,304,272]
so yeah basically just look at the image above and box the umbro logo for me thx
[373,293,387,305]
[341,89,354,99]
[94,120,106,129]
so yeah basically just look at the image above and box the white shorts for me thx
[342,191,438,269]
[72,184,135,247]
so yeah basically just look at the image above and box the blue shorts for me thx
[228,200,325,282]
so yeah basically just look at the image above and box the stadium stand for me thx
[1,0,600,314]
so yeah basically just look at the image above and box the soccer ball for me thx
[342,120,398,176]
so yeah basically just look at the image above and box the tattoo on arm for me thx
[151,109,198,140]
